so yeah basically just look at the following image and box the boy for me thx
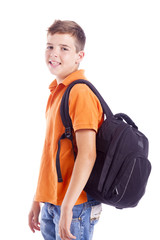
[28,20,103,240]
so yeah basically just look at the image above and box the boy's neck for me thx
[56,68,79,85]
[56,78,64,85]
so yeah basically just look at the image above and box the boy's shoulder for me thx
[69,82,102,107]
[69,82,94,96]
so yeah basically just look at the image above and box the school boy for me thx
[28,20,103,240]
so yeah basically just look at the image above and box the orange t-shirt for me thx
[34,69,103,205]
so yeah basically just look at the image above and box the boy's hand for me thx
[28,201,41,233]
[59,205,76,240]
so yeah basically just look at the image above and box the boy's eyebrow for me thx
[59,44,71,48]
[46,43,71,48]
[46,42,53,45]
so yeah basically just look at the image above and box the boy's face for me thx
[45,33,84,83]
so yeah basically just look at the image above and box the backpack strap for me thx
[56,131,76,182]
[60,79,113,127]
[56,79,113,183]
[115,113,138,129]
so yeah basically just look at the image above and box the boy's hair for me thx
[47,20,86,52]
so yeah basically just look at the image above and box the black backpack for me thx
[56,79,151,209]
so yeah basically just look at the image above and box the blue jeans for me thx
[40,200,102,240]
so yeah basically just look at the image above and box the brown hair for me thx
[47,20,86,52]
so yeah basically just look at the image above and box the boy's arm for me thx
[59,129,97,240]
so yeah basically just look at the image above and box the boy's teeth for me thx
[50,61,60,65]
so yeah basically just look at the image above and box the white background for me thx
[0,0,159,239]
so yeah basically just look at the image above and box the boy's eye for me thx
[62,47,69,51]
[47,46,53,50]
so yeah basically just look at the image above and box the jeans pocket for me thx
[71,205,85,238]
[72,203,85,222]
[90,204,102,225]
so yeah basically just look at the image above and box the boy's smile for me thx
[49,60,61,68]
[45,33,84,84]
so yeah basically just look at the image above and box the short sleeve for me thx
[69,84,103,132]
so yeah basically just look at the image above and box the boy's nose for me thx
[52,53,58,57]
[50,50,58,58]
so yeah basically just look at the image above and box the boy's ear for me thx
[76,51,85,64]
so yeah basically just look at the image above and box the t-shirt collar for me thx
[49,69,87,92]
[62,69,86,86]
